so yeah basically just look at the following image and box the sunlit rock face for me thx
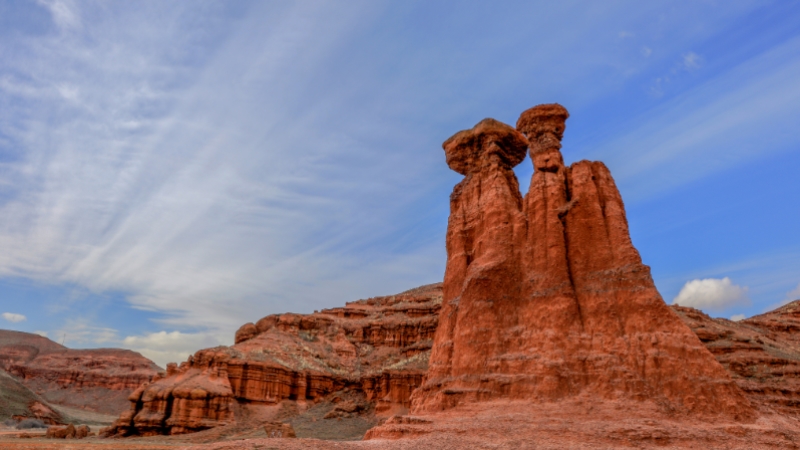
[410,104,754,420]
[105,284,441,436]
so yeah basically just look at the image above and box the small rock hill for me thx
[0,329,161,415]
[106,284,441,436]
[0,369,62,424]
[674,300,800,418]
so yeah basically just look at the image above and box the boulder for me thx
[263,421,296,438]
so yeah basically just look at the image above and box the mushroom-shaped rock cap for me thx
[443,118,528,175]
[516,103,569,139]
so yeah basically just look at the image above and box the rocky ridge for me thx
[0,330,161,415]
[673,301,800,418]
[106,284,441,436]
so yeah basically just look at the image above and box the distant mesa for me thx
[103,284,442,437]
[0,329,161,416]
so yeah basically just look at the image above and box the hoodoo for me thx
[411,104,754,419]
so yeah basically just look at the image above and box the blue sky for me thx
[0,0,798,367]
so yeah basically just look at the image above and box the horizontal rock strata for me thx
[672,301,800,418]
[106,284,441,436]
[0,330,161,415]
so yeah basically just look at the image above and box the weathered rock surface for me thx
[0,329,161,415]
[0,369,63,424]
[106,284,441,436]
[409,104,753,420]
[45,423,90,439]
[263,421,296,438]
[673,301,800,418]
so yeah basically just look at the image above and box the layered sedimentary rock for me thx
[673,301,800,418]
[107,284,441,436]
[0,330,161,415]
[410,104,753,419]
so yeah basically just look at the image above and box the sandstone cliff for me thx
[0,330,161,415]
[410,104,753,419]
[106,284,441,436]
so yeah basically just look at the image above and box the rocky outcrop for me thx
[46,424,91,439]
[672,302,800,418]
[0,370,63,424]
[410,104,753,420]
[0,330,161,415]
[106,284,441,436]
[263,421,296,438]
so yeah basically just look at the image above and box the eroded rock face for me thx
[672,302,800,418]
[106,284,442,436]
[0,330,161,415]
[410,104,754,420]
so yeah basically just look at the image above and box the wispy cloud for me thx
[597,36,800,201]
[37,0,81,31]
[786,283,800,302]
[123,331,219,368]
[0,1,796,357]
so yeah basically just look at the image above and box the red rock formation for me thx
[411,104,753,420]
[106,284,442,436]
[0,330,161,415]
[672,302,800,418]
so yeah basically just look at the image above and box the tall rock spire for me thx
[412,104,754,420]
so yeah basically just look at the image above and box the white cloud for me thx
[682,51,703,70]
[2,313,27,323]
[123,331,220,368]
[33,330,48,337]
[730,314,746,322]
[672,277,750,312]
[54,320,119,346]
[786,283,800,301]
